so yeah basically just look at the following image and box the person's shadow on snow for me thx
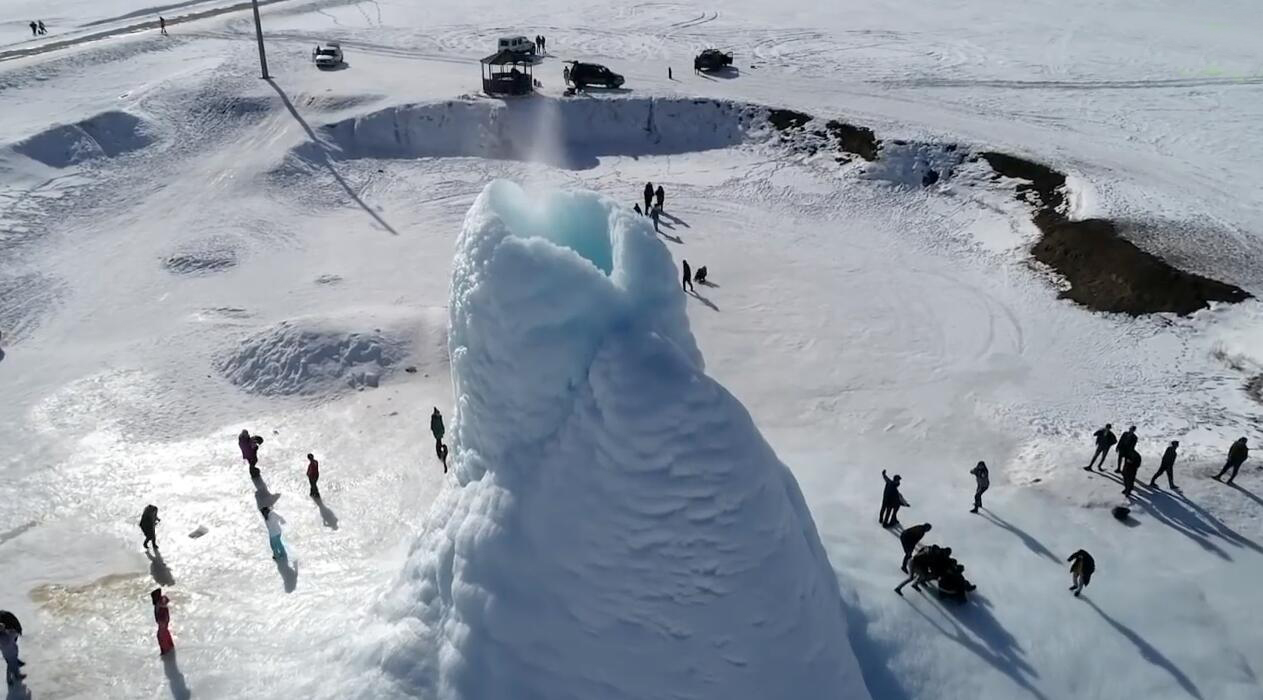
[162,651,191,700]
[274,554,298,593]
[977,510,1059,564]
[252,476,281,511]
[904,593,1050,700]
[688,289,719,311]
[147,550,175,586]
[314,496,339,530]
[5,676,32,700]
[1083,599,1204,700]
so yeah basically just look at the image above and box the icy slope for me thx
[365,180,870,700]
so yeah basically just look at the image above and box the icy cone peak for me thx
[366,180,870,700]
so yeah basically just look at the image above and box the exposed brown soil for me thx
[980,152,1251,315]
[824,120,879,161]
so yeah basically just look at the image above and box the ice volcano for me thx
[368,181,870,700]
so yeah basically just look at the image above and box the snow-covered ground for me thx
[1,0,1261,698]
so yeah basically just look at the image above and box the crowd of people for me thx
[883,431,1252,604]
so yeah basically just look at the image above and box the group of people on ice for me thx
[627,182,713,294]
[1086,423,1250,491]
[883,428,1251,605]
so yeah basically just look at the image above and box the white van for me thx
[497,35,535,56]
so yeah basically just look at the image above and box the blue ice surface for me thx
[487,180,614,275]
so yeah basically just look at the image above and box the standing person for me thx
[0,622,23,687]
[1121,449,1142,498]
[1115,426,1138,473]
[1067,549,1095,597]
[239,429,263,480]
[668,66,673,80]
[879,469,906,527]
[139,505,161,551]
[37,20,46,35]
[150,588,174,655]
[655,184,665,210]
[1213,437,1249,485]
[643,182,654,214]
[430,407,445,450]
[541,35,546,53]
[159,16,167,35]
[682,260,694,292]
[650,205,661,232]
[29,21,37,36]
[1084,423,1117,471]
[969,461,990,513]
[261,507,287,560]
[1149,440,1179,489]
[306,454,320,499]
[899,522,932,572]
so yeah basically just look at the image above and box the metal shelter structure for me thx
[481,50,534,96]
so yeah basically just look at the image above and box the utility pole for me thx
[251,0,269,79]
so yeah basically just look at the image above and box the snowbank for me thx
[9,111,153,169]
[216,307,443,396]
[308,97,755,169]
[363,181,871,700]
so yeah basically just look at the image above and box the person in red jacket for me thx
[151,589,174,655]
[307,453,320,498]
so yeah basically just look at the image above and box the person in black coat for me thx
[879,469,907,527]
[1149,440,1179,489]
[1121,450,1142,498]
[655,184,665,210]
[1085,423,1117,471]
[1214,437,1249,485]
[899,523,932,572]
[139,505,161,550]
[643,182,654,213]
[1115,426,1138,473]
[1068,549,1095,597]
[682,260,694,292]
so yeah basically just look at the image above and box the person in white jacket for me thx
[261,506,287,560]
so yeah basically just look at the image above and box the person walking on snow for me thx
[1214,437,1249,484]
[239,429,264,480]
[899,523,932,572]
[1149,440,1179,490]
[1085,423,1117,471]
[655,184,665,210]
[879,469,907,527]
[431,407,449,471]
[150,588,175,655]
[0,622,23,687]
[643,181,654,214]
[37,20,45,34]
[306,454,320,499]
[1121,449,1142,498]
[28,21,37,36]
[682,260,694,292]
[1115,425,1138,473]
[139,505,161,550]
[159,16,167,35]
[1067,549,1095,597]
[650,205,661,232]
[970,461,990,513]
[260,506,287,560]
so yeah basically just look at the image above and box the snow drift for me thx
[364,181,870,700]
[307,97,754,169]
[9,111,153,169]
[217,308,444,396]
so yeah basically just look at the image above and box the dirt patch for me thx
[767,108,812,132]
[979,152,1250,315]
[824,120,879,162]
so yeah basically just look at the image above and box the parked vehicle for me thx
[313,42,344,69]
[497,35,536,57]
[694,48,733,73]
[564,61,624,89]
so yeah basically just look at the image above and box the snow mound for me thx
[217,308,444,396]
[307,97,754,169]
[163,236,240,275]
[365,181,871,700]
[10,111,153,169]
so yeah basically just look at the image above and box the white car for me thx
[313,42,344,69]
[497,35,535,57]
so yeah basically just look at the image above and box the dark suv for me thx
[566,61,625,89]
